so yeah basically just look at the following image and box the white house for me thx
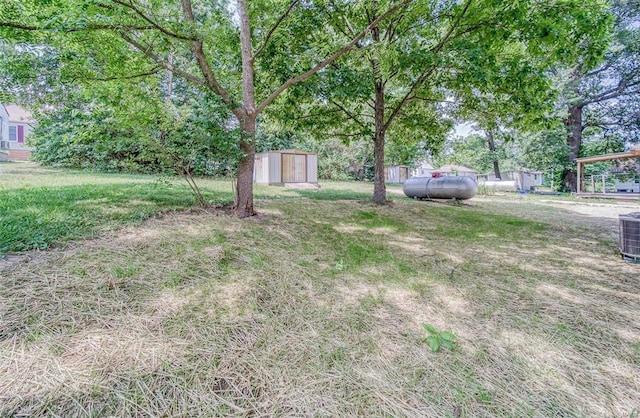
[480,169,543,190]
[435,164,476,177]
[3,104,35,160]
[412,161,435,178]
[0,105,9,161]
[614,178,640,193]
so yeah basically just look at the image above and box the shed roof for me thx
[505,169,543,174]
[414,161,434,170]
[436,164,475,173]
[257,149,316,156]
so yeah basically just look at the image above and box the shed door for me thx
[294,155,306,182]
[282,154,307,183]
[399,167,408,182]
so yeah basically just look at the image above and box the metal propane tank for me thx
[403,176,478,200]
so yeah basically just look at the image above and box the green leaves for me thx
[422,323,456,353]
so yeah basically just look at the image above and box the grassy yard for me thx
[1,163,639,417]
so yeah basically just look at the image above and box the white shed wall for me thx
[0,106,8,146]
[269,152,281,184]
[307,155,318,183]
[253,154,270,183]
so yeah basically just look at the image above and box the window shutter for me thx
[18,125,24,143]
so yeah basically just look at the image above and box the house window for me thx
[9,126,24,143]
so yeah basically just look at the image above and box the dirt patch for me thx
[0,254,32,271]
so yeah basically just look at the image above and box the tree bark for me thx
[369,18,387,204]
[234,0,256,218]
[235,115,256,217]
[562,104,582,192]
[486,129,501,180]
[372,64,387,204]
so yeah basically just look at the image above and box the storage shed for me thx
[385,165,410,183]
[480,169,544,190]
[254,149,318,185]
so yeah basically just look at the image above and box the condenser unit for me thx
[619,212,640,263]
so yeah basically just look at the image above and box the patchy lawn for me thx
[1,163,639,417]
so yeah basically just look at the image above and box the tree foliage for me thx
[0,0,614,204]
[272,0,611,202]
[1,0,411,216]
[549,0,639,191]
[31,80,239,177]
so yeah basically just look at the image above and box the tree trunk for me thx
[486,129,501,180]
[372,59,387,204]
[233,0,256,218]
[562,104,582,192]
[235,115,256,217]
[370,20,387,205]
[372,122,386,204]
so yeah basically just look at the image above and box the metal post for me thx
[577,161,582,194]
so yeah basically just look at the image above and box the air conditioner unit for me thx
[619,212,640,263]
[0,140,9,150]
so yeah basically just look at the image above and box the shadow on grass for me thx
[0,194,638,416]
[0,182,232,254]
[294,189,375,201]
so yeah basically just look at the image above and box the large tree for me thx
[0,0,411,216]
[457,82,556,181]
[559,0,639,191]
[277,0,611,203]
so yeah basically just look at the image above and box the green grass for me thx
[1,163,639,417]
[0,165,389,254]
[0,181,231,253]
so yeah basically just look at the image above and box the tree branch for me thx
[384,0,474,130]
[393,12,443,41]
[253,0,300,60]
[85,67,161,81]
[0,21,155,32]
[256,0,414,114]
[110,0,197,41]
[295,108,344,119]
[0,22,39,30]
[181,0,238,110]
[331,100,368,130]
[327,132,368,139]
[119,32,206,86]
[579,78,640,107]
[584,62,613,78]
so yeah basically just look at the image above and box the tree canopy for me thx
[269,0,612,201]
[0,0,616,205]
[1,0,411,216]
[550,0,639,190]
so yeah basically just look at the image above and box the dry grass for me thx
[1,175,639,416]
